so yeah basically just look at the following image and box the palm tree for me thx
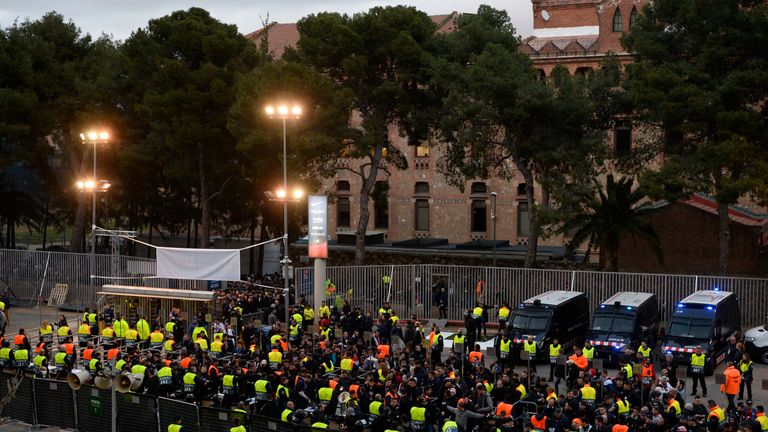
[562,175,663,272]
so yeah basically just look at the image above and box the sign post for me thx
[309,196,328,327]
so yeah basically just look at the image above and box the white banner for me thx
[156,247,241,281]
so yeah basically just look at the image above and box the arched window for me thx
[630,6,639,28]
[613,8,623,32]
[471,182,488,195]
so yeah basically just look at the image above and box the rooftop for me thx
[680,290,734,306]
[524,290,583,306]
[600,291,654,308]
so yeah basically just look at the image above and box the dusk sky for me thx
[0,1,534,40]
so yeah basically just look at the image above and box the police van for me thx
[744,318,768,364]
[662,290,740,374]
[509,290,589,362]
[587,292,659,364]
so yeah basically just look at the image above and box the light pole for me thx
[79,131,109,253]
[76,176,111,308]
[265,104,302,326]
[491,191,498,267]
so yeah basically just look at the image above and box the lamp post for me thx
[79,131,109,253]
[76,175,111,308]
[265,104,302,326]
[491,191,498,267]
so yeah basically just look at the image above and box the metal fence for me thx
[295,264,768,328]
[0,373,341,431]
[0,248,203,309]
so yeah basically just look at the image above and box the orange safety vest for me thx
[723,366,741,395]
[163,359,171,367]
[569,353,588,370]
[82,348,94,361]
[14,335,26,346]
[279,340,288,351]
[429,331,436,346]
[63,343,75,355]
[35,343,45,354]
[180,357,192,369]
[107,348,119,360]
[531,415,547,430]
[496,402,513,418]
[208,365,219,377]
[329,379,338,390]
[469,351,483,363]
[642,365,653,377]
[349,384,360,399]
[612,425,628,432]
[378,345,391,358]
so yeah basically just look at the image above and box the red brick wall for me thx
[617,202,764,276]
[532,0,599,29]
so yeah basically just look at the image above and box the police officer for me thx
[471,304,483,342]
[689,346,707,397]
[549,338,561,381]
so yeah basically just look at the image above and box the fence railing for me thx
[0,372,339,432]
[295,264,768,328]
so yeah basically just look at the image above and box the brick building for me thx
[617,195,768,276]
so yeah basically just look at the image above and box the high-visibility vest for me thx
[582,346,594,360]
[622,364,633,379]
[755,413,768,431]
[13,334,26,347]
[612,425,629,432]
[303,308,314,321]
[107,348,119,361]
[192,327,207,341]
[277,384,290,399]
[369,401,382,416]
[254,380,269,400]
[115,359,127,371]
[40,325,53,336]
[432,333,442,349]
[580,385,596,401]
[58,326,70,337]
[183,372,197,392]
[165,321,176,333]
[641,365,654,385]
[281,409,293,422]
[530,415,547,430]
[158,367,173,385]
[268,350,282,368]
[349,384,360,399]
[549,344,561,359]
[34,355,46,369]
[114,320,128,338]
[311,422,328,429]
[471,307,483,319]
[709,406,725,425]
[410,406,427,429]
[168,424,182,432]
[616,399,630,414]
[164,340,175,352]
[101,327,114,339]
[14,349,29,364]
[54,352,67,366]
[230,426,247,432]
[196,338,208,351]
[516,384,527,399]
[88,313,97,324]
[318,387,333,401]
[740,360,753,373]
[638,346,651,358]
[498,307,510,319]
[289,324,299,336]
[341,358,354,371]
[211,341,223,353]
[150,331,165,343]
[524,341,536,355]
[546,391,557,401]
[222,375,235,394]
[377,369,387,382]
[292,313,303,324]
[131,364,147,376]
[125,329,138,341]
[454,334,465,348]
[667,399,681,416]
[690,353,706,374]
[270,334,282,346]
[63,343,75,355]
[469,351,483,363]
[443,420,460,432]
[500,339,511,358]
[88,358,100,372]
[496,402,513,417]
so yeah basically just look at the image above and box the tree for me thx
[623,0,768,274]
[121,8,261,248]
[561,175,662,272]
[295,6,436,265]
[0,13,121,251]
[432,7,604,267]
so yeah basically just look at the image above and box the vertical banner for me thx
[308,195,328,258]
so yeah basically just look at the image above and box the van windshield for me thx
[512,310,551,332]
[590,312,634,333]
[667,317,712,339]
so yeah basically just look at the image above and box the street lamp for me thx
[491,192,498,267]
[265,103,302,325]
[80,130,110,249]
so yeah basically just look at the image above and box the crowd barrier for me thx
[0,372,341,431]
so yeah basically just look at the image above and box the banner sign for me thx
[156,247,240,281]
[308,195,328,258]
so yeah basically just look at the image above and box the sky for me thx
[0,0,533,41]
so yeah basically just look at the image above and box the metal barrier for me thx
[200,406,248,432]
[33,379,77,429]
[117,391,158,432]
[296,264,768,328]
[158,396,200,432]
[77,385,112,432]
[0,373,35,424]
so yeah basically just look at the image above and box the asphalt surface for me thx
[0,308,764,431]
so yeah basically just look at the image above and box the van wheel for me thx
[760,349,768,364]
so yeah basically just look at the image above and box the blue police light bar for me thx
[677,303,684,308]
[600,305,605,309]
[626,306,632,310]
[713,286,720,291]
[706,306,714,310]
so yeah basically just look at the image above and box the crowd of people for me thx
[1,279,765,432]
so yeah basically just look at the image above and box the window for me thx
[415,199,429,231]
[414,182,430,195]
[471,200,487,232]
[630,6,638,27]
[337,180,350,193]
[517,201,530,237]
[416,144,430,157]
[613,8,623,32]
[373,181,389,229]
[615,124,632,156]
[337,197,351,228]
[471,182,488,195]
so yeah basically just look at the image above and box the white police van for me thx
[745,318,768,364]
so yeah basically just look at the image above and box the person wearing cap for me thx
[722,360,741,414]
